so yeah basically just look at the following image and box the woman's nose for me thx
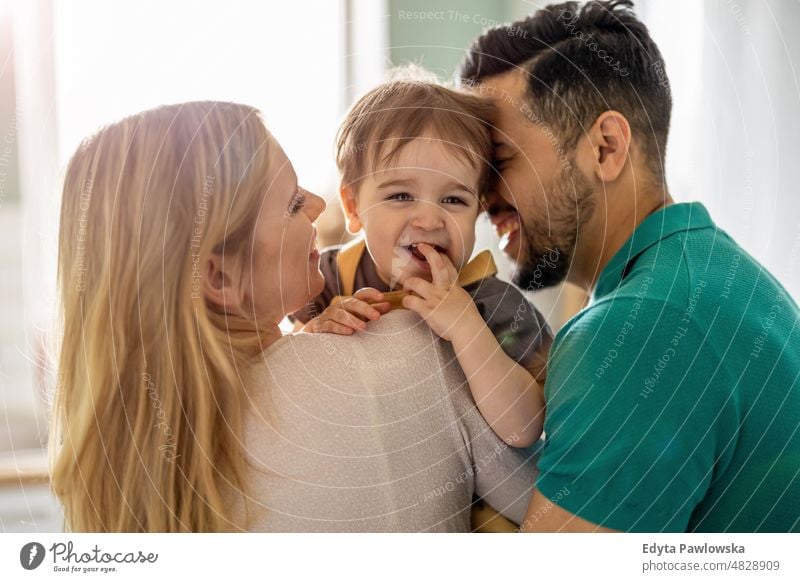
[304,190,327,220]
[411,203,445,230]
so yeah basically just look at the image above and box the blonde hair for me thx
[336,78,495,198]
[52,101,274,531]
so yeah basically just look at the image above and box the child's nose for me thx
[411,203,444,230]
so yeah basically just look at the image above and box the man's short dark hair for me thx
[460,0,672,180]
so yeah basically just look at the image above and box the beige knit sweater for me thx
[230,310,540,532]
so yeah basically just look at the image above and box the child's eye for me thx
[387,192,413,201]
[442,195,469,206]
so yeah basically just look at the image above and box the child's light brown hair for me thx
[336,76,495,201]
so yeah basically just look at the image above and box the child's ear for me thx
[339,186,362,234]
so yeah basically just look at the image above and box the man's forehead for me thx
[473,69,527,103]
[470,69,531,133]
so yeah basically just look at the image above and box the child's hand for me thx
[303,287,391,335]
[401,243,482,342]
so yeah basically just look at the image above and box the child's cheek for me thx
[451,226,475,268]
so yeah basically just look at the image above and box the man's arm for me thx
[519,488,619,532]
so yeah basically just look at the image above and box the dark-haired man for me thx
[461,0,800,532]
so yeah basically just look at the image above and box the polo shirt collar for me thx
[593,202,715,300]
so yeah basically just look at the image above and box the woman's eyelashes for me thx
[287,190,306,215]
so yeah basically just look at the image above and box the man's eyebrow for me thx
[376,177,417,189]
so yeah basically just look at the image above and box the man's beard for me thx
[512,166,595,291]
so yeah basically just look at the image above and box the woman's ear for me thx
[581,110,632,183]
[339,187,362,234]
[203,252,246,314]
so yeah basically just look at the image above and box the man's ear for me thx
[203,252,246,314]
[339,186,362,234]
[580,110,632,183]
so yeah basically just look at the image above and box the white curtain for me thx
[643,0,800,301]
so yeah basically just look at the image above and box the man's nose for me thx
[410,202,445,230]
[485,189,517,221]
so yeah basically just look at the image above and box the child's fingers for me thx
[340,297,382,321]
[403,276,435,301]
[317,319,356,335]
[329,307,368,330]
[443,256,459,282]
[353,287,385,303]
[415,243,455,288]
[370,301,393,314]
[401,293,428,315]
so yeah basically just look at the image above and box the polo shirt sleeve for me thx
[536,297,723,532]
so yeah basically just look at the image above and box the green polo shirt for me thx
[536,202,800,532]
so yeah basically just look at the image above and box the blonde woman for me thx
[52,101,539,532]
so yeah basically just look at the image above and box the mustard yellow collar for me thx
[332,238,498,310]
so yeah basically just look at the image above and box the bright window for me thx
[53,0,344,194]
